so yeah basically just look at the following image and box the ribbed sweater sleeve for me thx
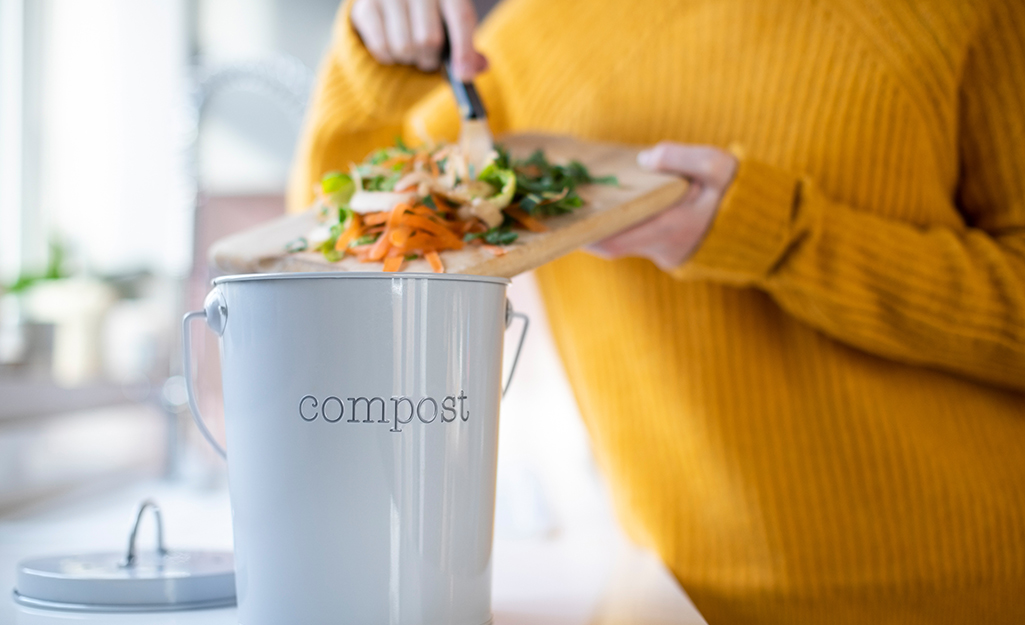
[675,2,1025,392]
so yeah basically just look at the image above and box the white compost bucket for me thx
[182,272,527,625]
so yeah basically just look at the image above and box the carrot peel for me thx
[425,251,444,273]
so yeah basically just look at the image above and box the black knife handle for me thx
[440,23,487,120]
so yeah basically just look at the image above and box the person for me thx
[288,0,1025,621]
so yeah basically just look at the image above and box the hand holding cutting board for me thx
[589,142,738,271]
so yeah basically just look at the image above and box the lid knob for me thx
[121,499,168,567]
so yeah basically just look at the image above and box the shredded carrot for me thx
[425,251,444,273]
[504,205,547,233]
[410,206,438,218]
[334,213,364,252]
[382,256,403,272]
[380,155,411,168]
[389,226,413,247]
[430,192,453,213]
[368,232,391,260]
[482,244,506,256]
[388,202,412,229]
[398,232,442,253]
[367,202,409,260]
[402,215,464,249]
[462,220,486,235]
[363,212,389,226]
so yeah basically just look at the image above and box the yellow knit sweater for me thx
[289,1,1025,622]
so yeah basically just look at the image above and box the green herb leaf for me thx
[286,237,308,253]
[363,171,403,192]
[338,206,355,226]
[465,225,519,246]
[395,136,413,154]
[352,233,380,246]
[367,149,390,165]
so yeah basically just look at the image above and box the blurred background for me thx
[0,0,613,539]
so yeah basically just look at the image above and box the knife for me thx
[440,28,494,177]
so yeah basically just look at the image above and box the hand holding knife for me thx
[350,0,494,175]
[440,24,495,177]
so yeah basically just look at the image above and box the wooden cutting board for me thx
[209,133,689,278]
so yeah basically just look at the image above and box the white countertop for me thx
[0,478,706,625]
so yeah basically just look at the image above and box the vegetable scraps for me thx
[289,140,616,273]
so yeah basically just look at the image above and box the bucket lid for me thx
[13,500,235,613]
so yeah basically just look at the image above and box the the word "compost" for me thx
[298,392,470,433]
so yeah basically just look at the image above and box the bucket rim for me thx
[212,271,511,286]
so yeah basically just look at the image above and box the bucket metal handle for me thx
[182,308,228,459]
[183,292,530,460]
[503,307,529,398]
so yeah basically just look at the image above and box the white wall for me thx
[37,0,192,277]
[0,0,25,284]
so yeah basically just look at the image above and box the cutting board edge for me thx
[459,177,690,278]
[208,211,318,274]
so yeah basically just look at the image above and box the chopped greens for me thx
[357,168,403,191]
[465,225,519,246]
[491,146,616,217]
[394,136,413,154]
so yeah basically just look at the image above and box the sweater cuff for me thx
[672,154,804,285]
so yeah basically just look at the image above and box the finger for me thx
[592,185,698,256]
[439,0,481,80]
[596,183,702,257]
[584,241,618,260]
[353,0,395,64]
[380,0,416,64]
[645,186,721,269]
[591,212,672,260]
[408,0,443,71]
[587,183,715,268]
[471,49,489,74]
[638,142,737,188]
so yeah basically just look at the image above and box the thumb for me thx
[440,0,486,80]
[638,142,736,189]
